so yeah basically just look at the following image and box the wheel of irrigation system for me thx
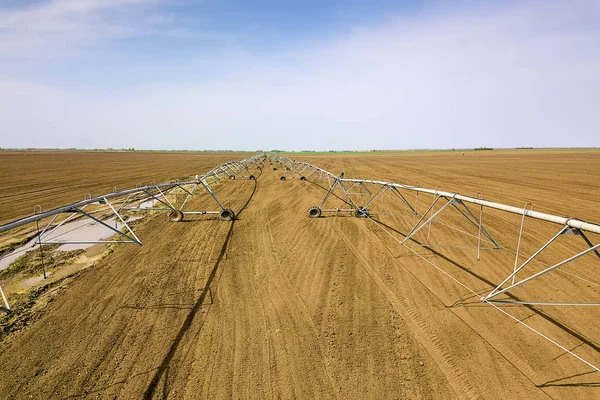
[307,206,322,218]
[286,167,290,171]
[300,176,306,181]
[355,206,369,218]
[257,166,262,170]
[168,210,184,222]
[273,167,278,171]
[280,176,286,181]
[248,175,256,180]
[229,175,236,180]
[220,209,235,221]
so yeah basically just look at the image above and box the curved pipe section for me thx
[271,155,600,235]
[0,153,265,233]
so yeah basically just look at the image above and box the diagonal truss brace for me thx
[177,183,198,211]
[196,179,227,212]
[119,178,227,216]
[120,185,178,212]
[40,200,142,246]
[346,181,372,195]
[399,194,501,249]
[400,195,453,244]
[485,226,600,303]
[319,176,357,211]
[387,186,417,214]
[140,187,177,211]
[450,200,501,248]
[0,285,10,313]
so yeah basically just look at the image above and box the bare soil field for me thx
[0,151,250,226]
[0,149,599,399]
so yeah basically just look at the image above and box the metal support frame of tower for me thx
[270,154,600,307]
[271,153,600,373]
[0,153,265,234]
[0,153,265,312]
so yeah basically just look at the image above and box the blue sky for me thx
[1,0,599,150]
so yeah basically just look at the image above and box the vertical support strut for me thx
[451,200,500,248]
[487,240,600,300]
[104,197,142,245]
[427,190,442,242]
[73,207,142,245]
[413,184,419,226]
[401,196,455,245]
[33,205,47,279]
[336,178,359,210]
[477,193,484,261]
[486,224,568,299]
[513,203,533,284]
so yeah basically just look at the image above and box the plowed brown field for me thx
[0,151,251,226]
[0,150,599,399]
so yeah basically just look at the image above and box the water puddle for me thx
[4,246,109,294]
[139,198,159,208]
[0,216,141,271]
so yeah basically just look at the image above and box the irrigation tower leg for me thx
[400,196,445,244]
[486,241,600,301]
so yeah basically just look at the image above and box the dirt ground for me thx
[0,150,599,399]
[0,151,250,226]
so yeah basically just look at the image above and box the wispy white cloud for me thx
[0,0,599,150]
[0,0,188,56]
[0,0,154,30]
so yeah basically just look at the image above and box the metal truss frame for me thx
[271,154,600,372]
[0,154,265,312]
[271,154,600,303]
[0,154,264,235]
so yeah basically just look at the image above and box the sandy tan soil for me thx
[0,151,250,226]
[0,150,598,399]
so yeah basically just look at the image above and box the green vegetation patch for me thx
[0,245,84,281]
[0,271,85,344]
[0,284,49,342]
[0,234,37,259]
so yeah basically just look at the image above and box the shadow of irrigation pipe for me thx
[143,170,261,399]
[368,216,600,354]
[303,176,600,355]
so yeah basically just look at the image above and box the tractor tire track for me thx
[330,220,479,399]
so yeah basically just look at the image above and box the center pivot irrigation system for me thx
[0,153,266,313]
[0,151,598,374]
[270,154,600,373]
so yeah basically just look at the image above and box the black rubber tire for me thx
[168,210,184,222]
[300,176,306,181]
[355,206,369,218]
[286,167,290,171]
[249,175,256,180]
[280,176,286,181]
[257,166,262,170]
[273,167,278,171]
[307,206,322,218]
[220,209,235,221]
[229,175,236,180]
